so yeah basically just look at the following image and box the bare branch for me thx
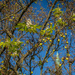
[41,0,58,30]
[12,0,36,34]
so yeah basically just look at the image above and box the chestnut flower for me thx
[26,18,32,28]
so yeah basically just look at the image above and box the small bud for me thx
[31,71,33,74]
[65,33,67,35]
[66,41,68,44]
[58,39,60,42]
[59,64,61,66]
[53,49,55,52]
[39,43,42,46]
[49,40,52,42]
[65,46,67,49]
[1,61,4,63]
[66,57,68,60]
[63,35,65,38]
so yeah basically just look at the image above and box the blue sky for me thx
[0,0,75,75]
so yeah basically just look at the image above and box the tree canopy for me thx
[0,0,75,75]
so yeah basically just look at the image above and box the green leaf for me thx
[18,28,24,31]
[45,34,51,37]
[50,24,52,29]
[38,60,42,66]
[3,43,6,48]
[24,26,28,31]
[0,42,4,46]
[53,7,62,18]
[40,30,45,35]
[15,23,26,28]
[53,26,55,30]
[36,25,42,29]
[50,30,53,33]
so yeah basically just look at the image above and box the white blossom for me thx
[12,51,17,56]
[73,13,75,16]
[26,18,32,28]
[59,17,62,19]
[45,25,49,30]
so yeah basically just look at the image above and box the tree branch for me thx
[41,0,58,30]
[12,0,36,34]
[0,47,6,57]
[0,0,9,12]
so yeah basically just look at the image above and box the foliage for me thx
[0,0,75,75]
